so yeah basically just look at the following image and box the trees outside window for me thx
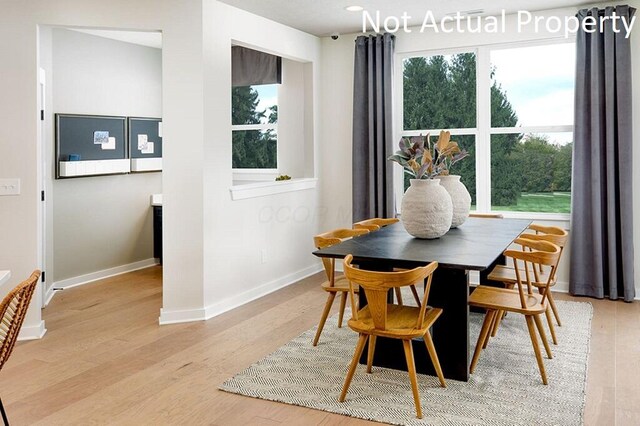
[232,84,278,169]
[399,41,574,215]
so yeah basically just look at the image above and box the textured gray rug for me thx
[220,300,592,425]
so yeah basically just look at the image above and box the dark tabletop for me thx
[313,217,531,271]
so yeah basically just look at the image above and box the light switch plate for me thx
[0,178,20,196]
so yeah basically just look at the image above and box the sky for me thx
[491,41,575,145]
[254,84,278,124]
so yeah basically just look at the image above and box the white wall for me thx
[278,58,309,179]
[50,28,162,283]
[0,0,214,336]
[318,3,640,296]
[158,1,323,323]
[1,0,324,333]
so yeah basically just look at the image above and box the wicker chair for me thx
[0,270,41,425]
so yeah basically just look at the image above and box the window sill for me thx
[229,178,317,201]
[492,211,570,223]
[397,210,570,224]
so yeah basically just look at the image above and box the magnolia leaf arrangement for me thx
[388,130,469,179]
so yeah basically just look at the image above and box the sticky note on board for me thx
[94,131,109,145]
[101,137,116,150]
[158,122,162,138]
[138,134,148,150]
[141,141,154,154]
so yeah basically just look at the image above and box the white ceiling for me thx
[218,0,595,36]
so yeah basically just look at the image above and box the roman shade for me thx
[232,46,282,87]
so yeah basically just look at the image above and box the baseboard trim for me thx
[43,285,58,307]
[159,264,323,325]
[52,258,159,291]
[18,320,47,341]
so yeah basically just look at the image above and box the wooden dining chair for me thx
[339,255,446,419]
[353,217,421,306]
[0,270,41,425]
[487,225,568,343]
[313,228,369,346]
[469,238,560,385]
[353,217,399,231]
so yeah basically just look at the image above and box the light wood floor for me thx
[1,266,638,425]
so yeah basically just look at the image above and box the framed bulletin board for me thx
[129,117,162,172]
[55,114,128,178]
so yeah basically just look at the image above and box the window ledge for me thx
[229,178,317,201]
[491,211,570,223]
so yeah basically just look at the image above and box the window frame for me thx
[394,37,575,221]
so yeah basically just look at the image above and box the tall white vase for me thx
[400,179,453,239]
[439,175,471,228]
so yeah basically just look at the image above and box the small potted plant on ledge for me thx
[388,131,469,238]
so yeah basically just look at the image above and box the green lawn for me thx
[493,192,571,213]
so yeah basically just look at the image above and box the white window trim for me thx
[232,168,279,182]
[394,39,574,220]
[229,177,317,201]
[232,123,278,131]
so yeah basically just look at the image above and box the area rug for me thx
[220,300,592,425]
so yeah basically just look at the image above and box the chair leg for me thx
[423,331,446,387]
[482,309,498,349]
[525,315,548,385]
[409,285,421,306]
[337,292,347,328]
[470,310,496,374]
[483,311,498,350]
[402,340,423,419]
[366,335,377,373]
[490,309,506,337]
[0,397,8,426]
[394,287,404,305]
[313,293,336,346]
[544,306,558,345]
[339,334,369,402]
[546,290,562,326]
[533,313,553,359]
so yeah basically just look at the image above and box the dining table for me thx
[313,217,531,382]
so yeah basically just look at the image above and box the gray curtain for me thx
[570,5,636,301]
[232,46,281,87]
[352,33,395,223]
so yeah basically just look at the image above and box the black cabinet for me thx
[153,206,162,264]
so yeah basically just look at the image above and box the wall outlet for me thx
[0,179,20,196]
[261,249,268,264]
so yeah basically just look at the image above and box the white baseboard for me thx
[51,258,159,291]
[553,281,569,293]
[159,264,323,325]
[43,284,58,307]
[18,320,47,341]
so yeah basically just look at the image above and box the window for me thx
[397,41,575,217]
[232,84,278,169]
[401,52,477,205]
[489,43,574,213]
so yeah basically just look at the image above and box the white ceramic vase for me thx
[400,179,453,239]
[439,175,471,228]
